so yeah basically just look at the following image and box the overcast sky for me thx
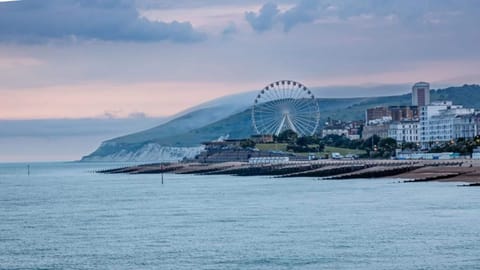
[1,0,480,119]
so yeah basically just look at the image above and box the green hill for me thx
[107,105,242,144]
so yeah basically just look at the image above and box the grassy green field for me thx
[256,143,288,152]
[256,143,366,157]
[323,146,366,156]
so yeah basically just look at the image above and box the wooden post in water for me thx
[161,163,164,185]
[27,164,30,176]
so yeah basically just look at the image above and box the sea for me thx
[0,162,479,270]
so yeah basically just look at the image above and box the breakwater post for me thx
[161,163,164,184]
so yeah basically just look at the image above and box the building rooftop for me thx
[413,82,430,87]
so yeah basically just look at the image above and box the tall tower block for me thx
[412,82,430,106]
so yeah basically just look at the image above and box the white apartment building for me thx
[419,101,475,146]
[453,115,477,139]
[388,120,419,143]
[322,127,348,138]
[322,127,361,140]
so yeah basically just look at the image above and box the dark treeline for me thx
[429,136,480,155]
[275,131,397,158]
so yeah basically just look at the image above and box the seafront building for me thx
[388,120,419,143]
[419,101,475,146]
[363,82,479,149]
[453,115,478,139]
[366,106,419,124]
[364,105,420,140]
[365,107,390,124]
[364,106,419,140]
[389,106,419,121]
[362,124,390,139]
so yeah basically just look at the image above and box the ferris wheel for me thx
[252,80,320,137]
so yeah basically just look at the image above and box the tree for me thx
[430,136,480,155]
[277,129,298,144]
[240,139,256,149]
[295,136,310,147]
[378,137,397,158]
[361,135,381,151]
[317,142,325,152]
[402,142,419,151]
[360,135,382,158]
[322,134,351,148]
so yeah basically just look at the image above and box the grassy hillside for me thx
[151,109,254,147]
[431,84,480,108]
[318,95,411,121]
[108,105,242,144]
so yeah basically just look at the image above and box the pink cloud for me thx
[0,81,259,119]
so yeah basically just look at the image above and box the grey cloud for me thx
[221,22,237,37]
[245,1,324,32]
[281,0,323,31]
[137,0,283,10]
[0,0,206,43]
[128,112,148,119]
[246,0,480,32]
[245,2,280,32]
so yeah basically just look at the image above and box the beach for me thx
[99,159,480,186]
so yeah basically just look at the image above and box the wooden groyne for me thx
[278,164,367,178]
[98,163,182,174]
[234,163,323,176]
[202,163,322,176]
[403,172,464,183]
[458,182,480,187]
[325,164,424,180]
[173,163,238,175]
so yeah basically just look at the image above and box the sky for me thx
[1,0,479,120]
[0,0,479,161]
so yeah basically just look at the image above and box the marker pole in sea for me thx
[161,163,164,185]
[27,164,30,176]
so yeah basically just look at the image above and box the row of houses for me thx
[320,119,362,140]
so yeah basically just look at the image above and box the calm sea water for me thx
[0,162,479,270]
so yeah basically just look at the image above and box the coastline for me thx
[98,159,480,186]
